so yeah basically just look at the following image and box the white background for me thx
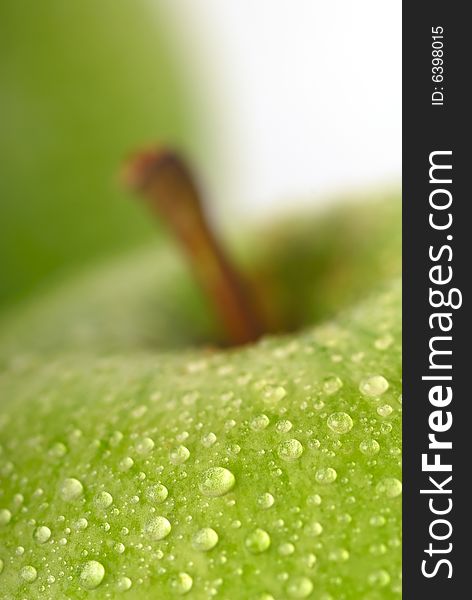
[160,0,401,220]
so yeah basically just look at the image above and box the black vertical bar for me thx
[403,3,469,597]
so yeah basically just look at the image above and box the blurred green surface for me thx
[0,0,193,309]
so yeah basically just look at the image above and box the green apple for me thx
[0,185,400,599]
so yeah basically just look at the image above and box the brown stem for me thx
[122,148,264,346]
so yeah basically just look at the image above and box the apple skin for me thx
[0,273,400,598]
[0,196,400,363]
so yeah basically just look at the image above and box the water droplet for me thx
[145,483,168,504]
[48,442,67,458]
[199,467,235,497]
[376,477,402,498]
[327,412,353,434]
[276,419,293,433]
[250,414,270,431]
[369,515,386,527]
[329,548,350,562]
[33,525,51,544]
[169,445,190,465]
[262,385,287,403]
[0,558,3,574]
[109,431,123,446]
[245,528,271,553]
[304,521,323,536]
[79,560,105,590]
[374,334,394,350]
[315,467,337,484]
[307,494,322,506]
[279,542,295,556]
[359,438,380,456]
[74,517,88,530]
[286,576,313,598]
[369,543,387,556]
[377,404,393,417]
[359,375,389,398]
[59,478,83,501]
[192,527,219,551]
[19,565,37,583]
[257,492,275,509]
[201,432,217,447]
[322,376,343,395]
[0,508,11,526]
[114,542,126,554]
[368,569,391,587]
[117,576,132,591]
[94,491,113,509]
[145,516,172,540]
[170,572,193,595]
[278,439,304,462]
[119,457,134,471]
[135,437,155,455]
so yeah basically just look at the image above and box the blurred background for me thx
[0,0,400,311]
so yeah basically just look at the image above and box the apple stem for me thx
[122,148,264,346]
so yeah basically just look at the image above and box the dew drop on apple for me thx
[109,431,123,447]
[145,483,168,504]
[114,542,125,554]
[304,521,323,537]
[376,477,402,498]
[368,569,391,587]
[257,492,275,509]
[170,572,193,595]
[0,508,11,526]
[245,528,271,553]
[199,467,235,497]
[169,445,190,465]
[19,565,37,583]
[117,576,132,591]
[60,478,83,501]
[79,560,105,590]
[135,437,155,455]
[307,493,322,506]
[377,404,393,417]
[359,375,389,398]
[277,439,304,461]
[370,514,386,527]
[74,517,88,530]
[250,414,270,431]
[276,419,293,433]
[322,376,343,395]
[278,542,295,556]
[329,548,350,562]
[315,466,337,484]
[201,432,217,447]
[369,543,387,556]
[327,412,353,434]
[94,491,113,509]
[145,516,171,540]
[261,384,287,404]
[119,457,134,471]
[192,527,219,551]
[48,442,67,458]
[359,438,380,456]
[286,576,313,598]
[33,525,51,544]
